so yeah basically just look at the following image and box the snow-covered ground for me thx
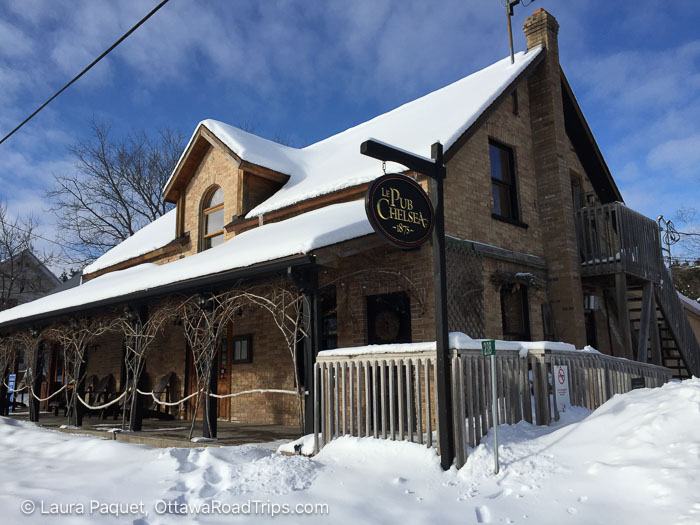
[1,379,699,524]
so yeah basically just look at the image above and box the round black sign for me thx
[365,173,434,249]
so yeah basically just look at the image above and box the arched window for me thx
[201,186,224,250]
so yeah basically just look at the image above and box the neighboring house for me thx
[0,250,60,310]
[0,9,698,431]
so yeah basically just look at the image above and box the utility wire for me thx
[0,218,72,251]
[0,0,172,147]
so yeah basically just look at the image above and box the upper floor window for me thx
[489,140,519,221]
[201,186,224,250]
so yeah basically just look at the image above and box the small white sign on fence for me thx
[553,365,570,412]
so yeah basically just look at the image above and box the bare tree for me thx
[46,120,185,265]
[0,202,56,310]
[675,206,700,263]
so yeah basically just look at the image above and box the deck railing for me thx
[575,203,665,282]
[313,345,672,463]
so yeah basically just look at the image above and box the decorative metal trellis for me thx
[446,238,484,338]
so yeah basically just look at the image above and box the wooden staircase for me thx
[576,202,700,379]
[626,275,698,379]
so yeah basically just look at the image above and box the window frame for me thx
[200,186,225,251]
[489,139,527,227]
[231,334,253,364]
[500,283,531,342]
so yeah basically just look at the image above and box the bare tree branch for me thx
[46,119,185,265]
[0,201,56,310]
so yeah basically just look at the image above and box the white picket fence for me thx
[313,347,672,464]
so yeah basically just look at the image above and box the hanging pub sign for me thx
[365,173,434,249]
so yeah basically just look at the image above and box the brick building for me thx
[1,9,698,434]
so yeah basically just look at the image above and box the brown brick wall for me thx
[444,80,544,258]
[85,333,123,390]
[227,303,298,426]
[144,323,187,401]
[317,239,436,348]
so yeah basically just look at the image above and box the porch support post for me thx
[615,273,634,360]
[203,354,217,439]
[129,305,148,431]
[636,281,654,363]
[29,340,43,423]
[288,266,320,435]
[0,365,8,416]
[129,359,146,431]
[70,351,88,427]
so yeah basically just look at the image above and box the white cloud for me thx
[648,134,700,175]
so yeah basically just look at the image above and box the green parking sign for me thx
[481,339,495,357]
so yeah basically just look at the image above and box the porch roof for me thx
[0,200,373,329]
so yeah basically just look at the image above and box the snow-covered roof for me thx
[167,47,543,218]
[83,209,177,275]
[678,291,700,316]
[0,200,373,326]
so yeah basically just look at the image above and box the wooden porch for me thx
[575,203,700,377]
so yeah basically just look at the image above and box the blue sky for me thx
[0,0,699,268]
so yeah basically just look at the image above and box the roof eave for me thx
[444,48,546,162]
[0,254,316,331]
[560,71,623,203]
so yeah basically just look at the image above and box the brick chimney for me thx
[522,9,588,348]
[522,8,560,56]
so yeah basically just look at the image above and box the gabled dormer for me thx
[163,122,289,256]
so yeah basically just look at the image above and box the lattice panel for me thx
[446,239,485,338]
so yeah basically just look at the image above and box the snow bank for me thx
[0,200,373,326]
[83,209,177,275]
[459,378,700,524]
[1,379,699,523]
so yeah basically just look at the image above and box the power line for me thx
[0,0,172,147]
[0,218,72,252]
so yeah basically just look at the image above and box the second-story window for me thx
[489,140,519,221]
[201,186,224,250]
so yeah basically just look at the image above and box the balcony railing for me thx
[575,203,665,282]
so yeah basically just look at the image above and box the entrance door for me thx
[217,324,231,420]
[185,324,231,421]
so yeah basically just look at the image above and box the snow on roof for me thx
[167,47,542,218]
[0,200,373,326]
[83,209,177,275]
[318,333,579,357]
[678,291,700,316]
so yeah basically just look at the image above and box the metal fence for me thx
[313,347,672,462]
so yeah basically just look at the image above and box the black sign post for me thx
[360,139,454,471]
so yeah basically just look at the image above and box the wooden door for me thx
[217,324,231,420]
[185,324,231,421]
